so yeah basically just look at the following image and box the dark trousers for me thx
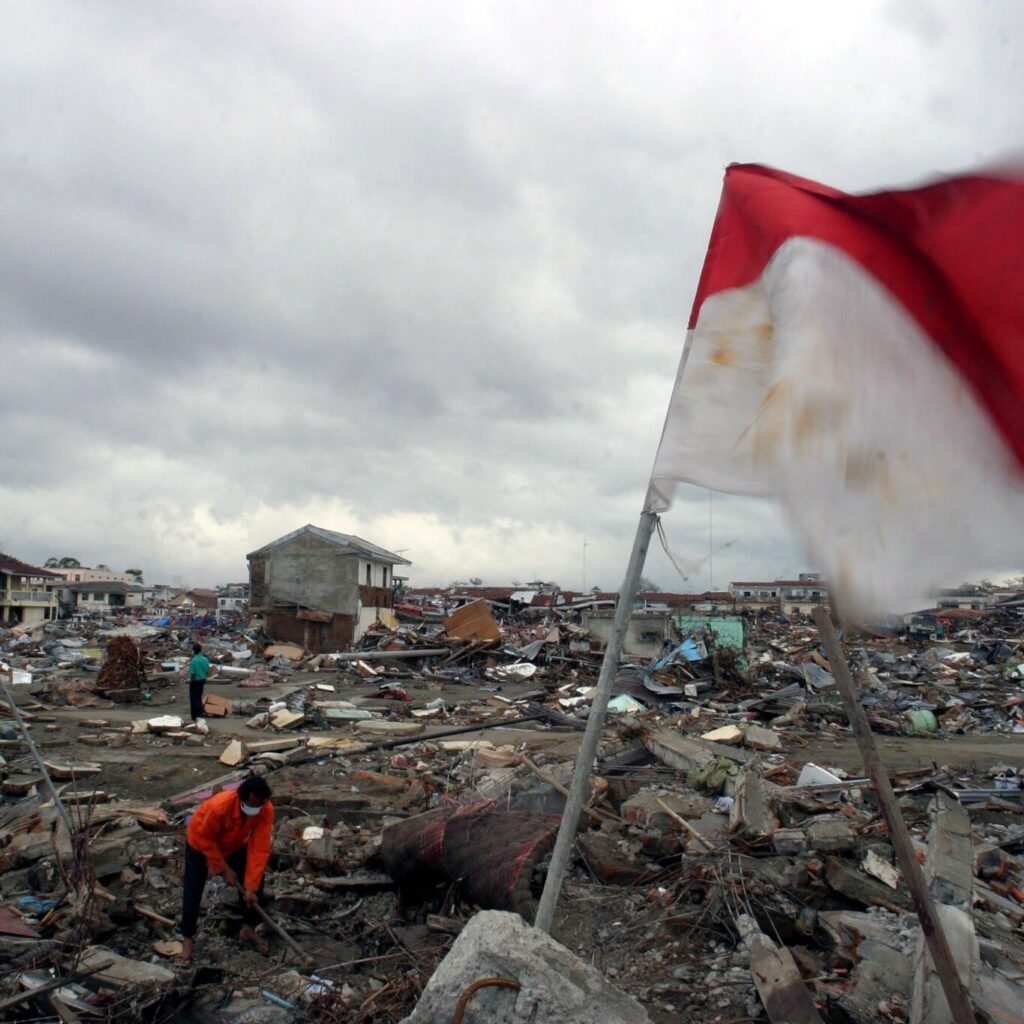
[189,680,205,720]
[180,842,264,939]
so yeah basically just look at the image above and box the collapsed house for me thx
[247,525,412,653]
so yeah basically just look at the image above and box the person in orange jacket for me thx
[179,776,274,961]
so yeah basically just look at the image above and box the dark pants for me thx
[189,680,205,720]
[180,841,264,939]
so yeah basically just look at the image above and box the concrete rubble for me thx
[399,910,649,1024]
[0,597,1022,1022]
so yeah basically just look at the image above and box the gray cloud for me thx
[2,1,1023,589]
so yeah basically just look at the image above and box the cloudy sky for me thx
[2,1,1021,590]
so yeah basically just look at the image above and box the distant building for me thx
[47,566,137,585]
[0,554,60,625]
[935,586,994,611]
[58,581,151,614]
[169,589,218,611]
[218,582,250,613]
[582,608,676,658]
[729,574,827,614]
[634,591,736,613]
[247,525,411,652]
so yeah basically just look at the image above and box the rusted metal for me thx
[451,977,521,1024]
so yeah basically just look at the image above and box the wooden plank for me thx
[911,794,979,1024]
[740,914,824,1024]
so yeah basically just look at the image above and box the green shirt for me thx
[188,654,211,681]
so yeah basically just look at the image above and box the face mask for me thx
[240,803,261,817]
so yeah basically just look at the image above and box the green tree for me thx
[58,557,81,568]
[125,568,144,583]
[44,557,59,567]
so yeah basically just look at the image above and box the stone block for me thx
[578,833,648,886]
[701,724,743,745]
[621,790,709,829]
[743,724,783,752]
[400,910,649,1024]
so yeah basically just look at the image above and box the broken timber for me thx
[739,914,824,1024]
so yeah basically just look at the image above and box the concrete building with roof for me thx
[247,525,411,652]
[729,574,827,613]
[47,566,137,585]
[0,554,60,625]
[57,580,152,615]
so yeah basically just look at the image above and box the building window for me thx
[382,567,388,587]
[366,564,371,586]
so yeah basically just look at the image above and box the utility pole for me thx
[708,489,713,592]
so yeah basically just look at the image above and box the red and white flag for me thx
[647,163,1024,617]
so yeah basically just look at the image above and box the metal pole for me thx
[535,509,658,932]
[811,607,976,1024]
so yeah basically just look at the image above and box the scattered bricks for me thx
[976,847,1014,881]
[622,790,710,830]
[202,693,232,717]
[578,833,649,885]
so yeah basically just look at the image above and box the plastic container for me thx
[902,709,938,734]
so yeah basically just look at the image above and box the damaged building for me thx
[247,524,411,652]
[0,554,60,625]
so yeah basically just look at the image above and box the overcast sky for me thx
[2,1,1022,590]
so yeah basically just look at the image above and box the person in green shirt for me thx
[187,642,211,723]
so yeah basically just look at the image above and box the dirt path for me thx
[799,732,1024,773]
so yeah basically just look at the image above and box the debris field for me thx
[1,599,1022,1023]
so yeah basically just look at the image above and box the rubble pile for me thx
[0,600,1022,1022]
[95,636,147,698]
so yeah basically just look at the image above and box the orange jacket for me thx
[186,789,274,892]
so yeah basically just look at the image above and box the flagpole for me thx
[535,508,658,933]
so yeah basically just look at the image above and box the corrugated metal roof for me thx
[247,524,411,565]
